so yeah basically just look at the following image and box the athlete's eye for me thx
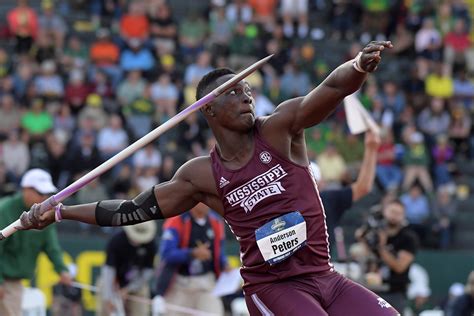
[229,90,237,96]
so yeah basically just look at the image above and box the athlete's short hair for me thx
[196,68,235,101]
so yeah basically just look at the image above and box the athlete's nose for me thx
[243,93,252,104]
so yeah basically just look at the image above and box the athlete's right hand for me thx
[17,203,55,230]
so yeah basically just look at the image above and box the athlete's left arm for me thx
[270,41,392,136]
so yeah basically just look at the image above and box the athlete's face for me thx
[205,74,256,132]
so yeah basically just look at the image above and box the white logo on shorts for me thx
[377,297,392,309]
[260,151,272,164]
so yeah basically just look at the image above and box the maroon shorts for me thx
[245,271,400,316]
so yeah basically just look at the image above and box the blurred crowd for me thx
[0,1,473,315]
[0,0,473,252]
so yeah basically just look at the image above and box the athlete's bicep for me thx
[154,169,202,218]
[154,157,221,217]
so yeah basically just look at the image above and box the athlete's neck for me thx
[215,130,254,165]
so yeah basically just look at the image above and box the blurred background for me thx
[0,0,473,315]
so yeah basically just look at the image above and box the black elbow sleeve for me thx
[95,186,164,226]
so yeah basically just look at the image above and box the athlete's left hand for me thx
[359,41,393,73]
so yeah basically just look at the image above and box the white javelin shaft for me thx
[0,55,273,240]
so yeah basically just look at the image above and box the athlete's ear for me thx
[203,104,215,117]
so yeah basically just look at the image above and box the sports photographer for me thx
[356,199,419,313]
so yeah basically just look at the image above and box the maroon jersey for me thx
[210,120,333,294]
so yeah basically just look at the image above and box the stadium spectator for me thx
[63,132,102,184]
[177,112,207,158]
[184,51,214,86]
[452,69,474,109]
[65,70,90,114]
[78,95,108,131]
[376,129,402,192]
[0,94,21,140]
[280,63,311,99]
[401,184,430,242]
[380,80,406,118]
[89,28,122,87]
[0,48,11,79]
[133,143,162,180]
[156,203,227,316]
[11,60,35,102]
[248,0,278,31]
[281,0,308,38]
[0,169,72,316]
[359,0,391,42]
[97,114,129,160]
[90,70,114,101]
[119,1,150,42]
[122,92,154,139]
[446,271,474,316]
[21,98,54,139]
[226,0,253,25]
[32,31,57,64]
[424,62,454,99]
[150,73,179,119]
[38,0,67,51]
[431,187,458,249]
[418,97,451,146]
[117,70,146,107]
[443,282,466,314]
[1,129,30,183]
[0,163,16,198]
[148,2,177,47]
[120,38,155,73]
[415,18,443,61]
[431,134,454,188]
[443,19,473,69]
[402,131,433,193]
[178,11,208,61]
[317,143,347,188]
[60,35,88,72]
[33,60,64,100]
[448,104,471,158]
[76,177,109,212]
[7,0,38,54]
[97,222,157,316]
[208,3,234,56]
[228,22,259,68]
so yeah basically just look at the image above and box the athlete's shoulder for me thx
[176,155,218,196]
[177,155,213,177]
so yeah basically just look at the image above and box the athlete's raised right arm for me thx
[18,157,221,229]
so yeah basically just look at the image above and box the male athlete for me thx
[19,41,399,315]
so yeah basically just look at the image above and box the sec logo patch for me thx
[259,151,272,164]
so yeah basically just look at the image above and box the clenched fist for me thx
[17,203,55,230]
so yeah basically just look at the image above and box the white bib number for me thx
[255,212,307,265]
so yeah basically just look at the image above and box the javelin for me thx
[0,55,273,240]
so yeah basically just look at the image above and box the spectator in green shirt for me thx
[0,169,71,316]
[21,98,54,139]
